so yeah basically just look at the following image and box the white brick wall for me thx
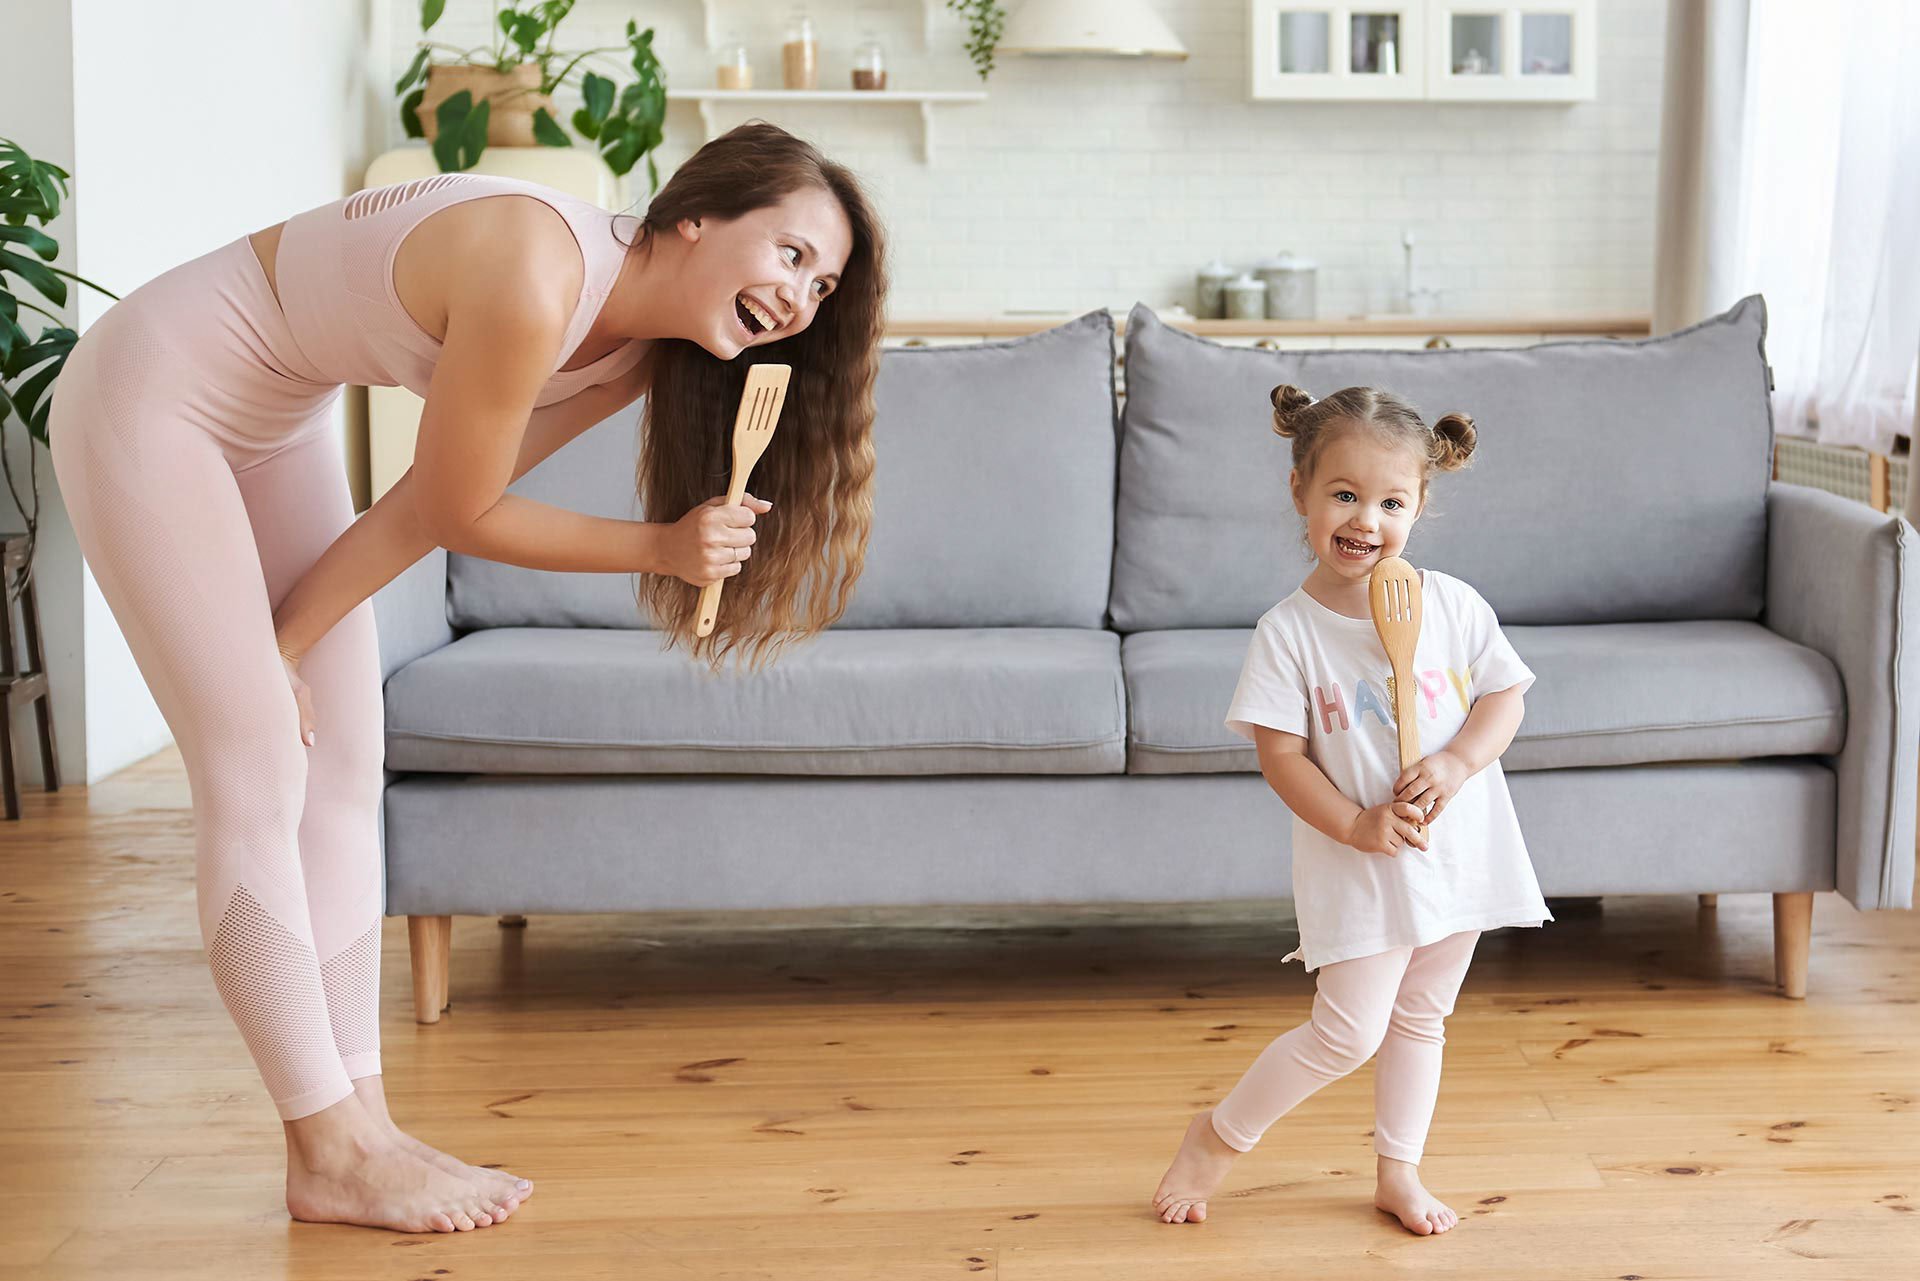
[388,0,1667,319]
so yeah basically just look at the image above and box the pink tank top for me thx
[273,173,648,406]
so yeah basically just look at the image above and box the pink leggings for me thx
[1211,929,1480,1163]
[49,236,384,1120]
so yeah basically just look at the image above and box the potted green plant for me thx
[0,138,116,588]
[394,0,669,191]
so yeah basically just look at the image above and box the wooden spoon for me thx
[695,363,792,639]
[1368,555,1425,831]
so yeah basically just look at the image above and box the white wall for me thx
[9,0,386,785]
[391,0,1666,319]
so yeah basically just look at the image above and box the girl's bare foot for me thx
[1152,1111,1242,1224]
[1373,1155,1458,1235]
[284,1096,511,1232]
[351,1076,533,1212]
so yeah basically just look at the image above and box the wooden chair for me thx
[1,533,60,819]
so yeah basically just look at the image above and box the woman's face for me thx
[679,186,855,358]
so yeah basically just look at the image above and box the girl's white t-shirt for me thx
[1226,569,1552,971]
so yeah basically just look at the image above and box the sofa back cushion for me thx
[447,403,653,631]
[1109,296,1775,630]
[448,311,1118,631]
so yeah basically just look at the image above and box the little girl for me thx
[1152,384,1551,1235]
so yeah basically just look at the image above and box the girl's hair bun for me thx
[1270,384,1315,438]
[1432,411,1477,470]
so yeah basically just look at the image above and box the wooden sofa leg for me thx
[1698,893,1718,910]
[1772,892,1812,999]
[409,915,452,1023]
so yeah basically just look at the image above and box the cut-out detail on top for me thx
[343,174,475,221]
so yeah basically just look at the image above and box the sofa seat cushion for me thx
[386,627,1127,775]
[1123,620,1844,774]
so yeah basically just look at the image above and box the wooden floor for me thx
[4,749,1918,1279]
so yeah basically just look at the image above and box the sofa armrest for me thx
[1765,483,1919,909]
[373,546,454,685]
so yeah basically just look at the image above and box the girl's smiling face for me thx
[1291,428,1426,583]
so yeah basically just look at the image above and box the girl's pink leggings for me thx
[49,235,384,1120]
[1211,929,1481,1163]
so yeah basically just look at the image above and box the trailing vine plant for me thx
[946,0,1007,81]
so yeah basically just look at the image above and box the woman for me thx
[47,121,887,1233]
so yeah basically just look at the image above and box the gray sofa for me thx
[373,295,1918,1020]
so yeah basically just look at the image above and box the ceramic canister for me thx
[1255,251,1318,320]
[1196,257,1236,319]
[1224,273,1268,320]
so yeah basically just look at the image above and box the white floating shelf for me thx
[699,1,948,51]
[666,89,987,163]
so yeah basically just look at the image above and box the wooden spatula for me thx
[695,363,791,639]
[1368,555,1424,831]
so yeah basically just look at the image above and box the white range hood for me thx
[998,0,1189,60]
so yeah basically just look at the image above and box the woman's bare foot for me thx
[1152,1111,1242,1224]
[385,1131,529,1218]
[1373,1155,1458,1235]
[351,1076,533,1212]
[284,1095,511,1232]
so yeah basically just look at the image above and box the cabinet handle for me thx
[900,338,930,348]
[1424,336,1453,350]
[1255,339,1283,351]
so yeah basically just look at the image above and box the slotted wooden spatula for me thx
[1369,555,1425,831]
[696,363,791,639]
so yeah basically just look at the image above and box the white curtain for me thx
[1656,0,1920,453]
[1652,0,1751,339]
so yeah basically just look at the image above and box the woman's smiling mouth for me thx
[735,293,777,337]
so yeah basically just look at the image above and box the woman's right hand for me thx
[1346,801,1429,856]
[665,493,771,586]
[278,649,317,748]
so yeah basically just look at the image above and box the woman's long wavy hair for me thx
[627,121,887,669]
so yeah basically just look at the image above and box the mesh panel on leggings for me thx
[320,922,382,1062]
[208,886,346,1104]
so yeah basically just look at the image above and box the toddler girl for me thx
[1152,384,1551,1235]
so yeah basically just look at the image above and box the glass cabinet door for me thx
[1447,12,1503,77]
[1349,12,1405,75]
[1278,9,1332,73]
[1520,11,1574,76]
[1250,2,1427,99]
[1427,3,1595,100]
